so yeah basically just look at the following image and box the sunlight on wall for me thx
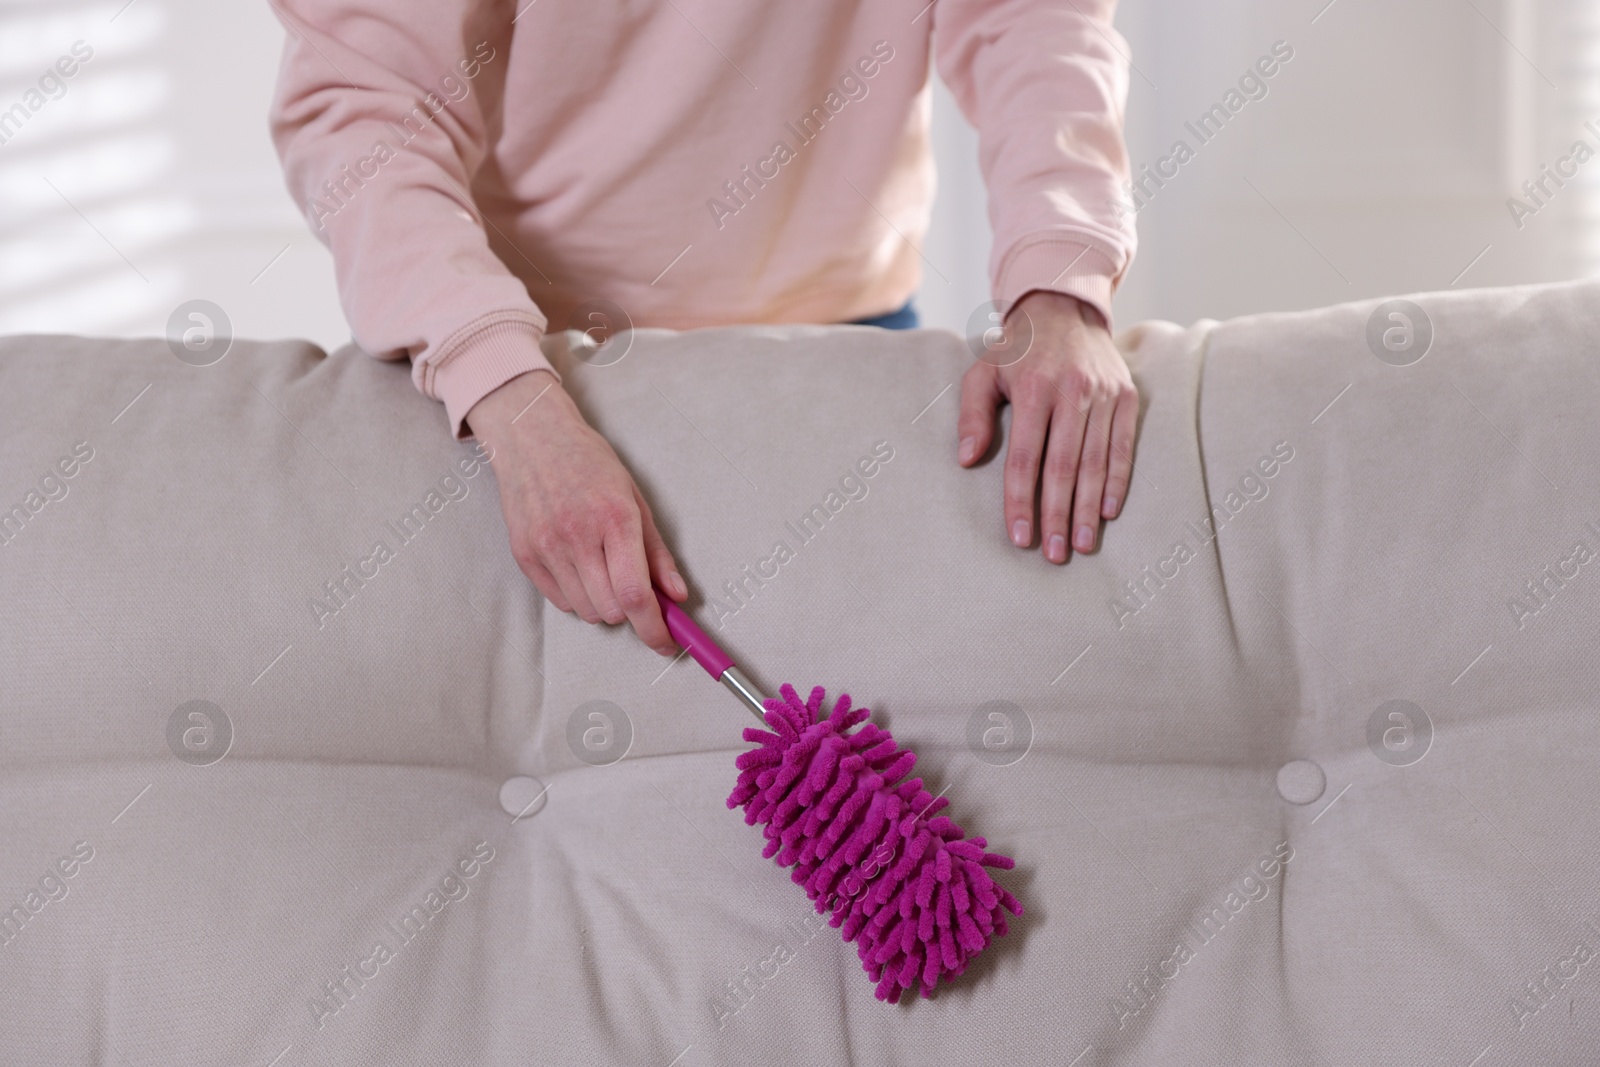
[0,0,192,335]
[0,0,349,350]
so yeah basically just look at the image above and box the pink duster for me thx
[656,588,1023,1002]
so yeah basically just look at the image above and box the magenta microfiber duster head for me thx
[728,683,1023,1002]
[651,587,1023,1002]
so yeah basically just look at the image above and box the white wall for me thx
[913,73,991,335]
[917,0,1597,331]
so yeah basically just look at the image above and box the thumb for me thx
[635,486,688,601]
[956,360,1001,467]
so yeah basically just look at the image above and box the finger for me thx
[574,541,627,626]
[956,361,1001,467]
[1038,397,1088,564]
[1071,395,1113,554]
[602,516,675,654]
[551,557,603,624]
[1102,385,1139,518]
[634,487,688,601]
[1002,374,1054,548]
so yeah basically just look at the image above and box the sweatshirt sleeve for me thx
[931,0,1135,328]
[268,0,556,439]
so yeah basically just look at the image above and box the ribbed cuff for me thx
[995,237,1119,333]
[427,315,559,440]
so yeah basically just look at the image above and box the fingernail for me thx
[1103,496,1119,516]
[1074,525,1095,551]
[666,571,687,599]
[1011,519,1030,546]
[1048,534,1066,562]
[959,436,976,464]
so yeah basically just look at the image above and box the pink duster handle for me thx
[652,584,767,721]
[653,586,734,679]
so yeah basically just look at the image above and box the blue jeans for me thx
[847,300,919,330]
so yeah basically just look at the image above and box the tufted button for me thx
[1275,760,1326,805]
[499,776,549,820]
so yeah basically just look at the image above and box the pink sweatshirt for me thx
[269,0,1134,438]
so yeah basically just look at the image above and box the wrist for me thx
[1010,290,1107,333]
[465,369,567,435]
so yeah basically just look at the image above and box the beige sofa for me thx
[2,278,1597,1065]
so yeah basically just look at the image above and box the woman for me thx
[270,0,1139,655]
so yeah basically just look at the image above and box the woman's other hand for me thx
[957,290,1139,564]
